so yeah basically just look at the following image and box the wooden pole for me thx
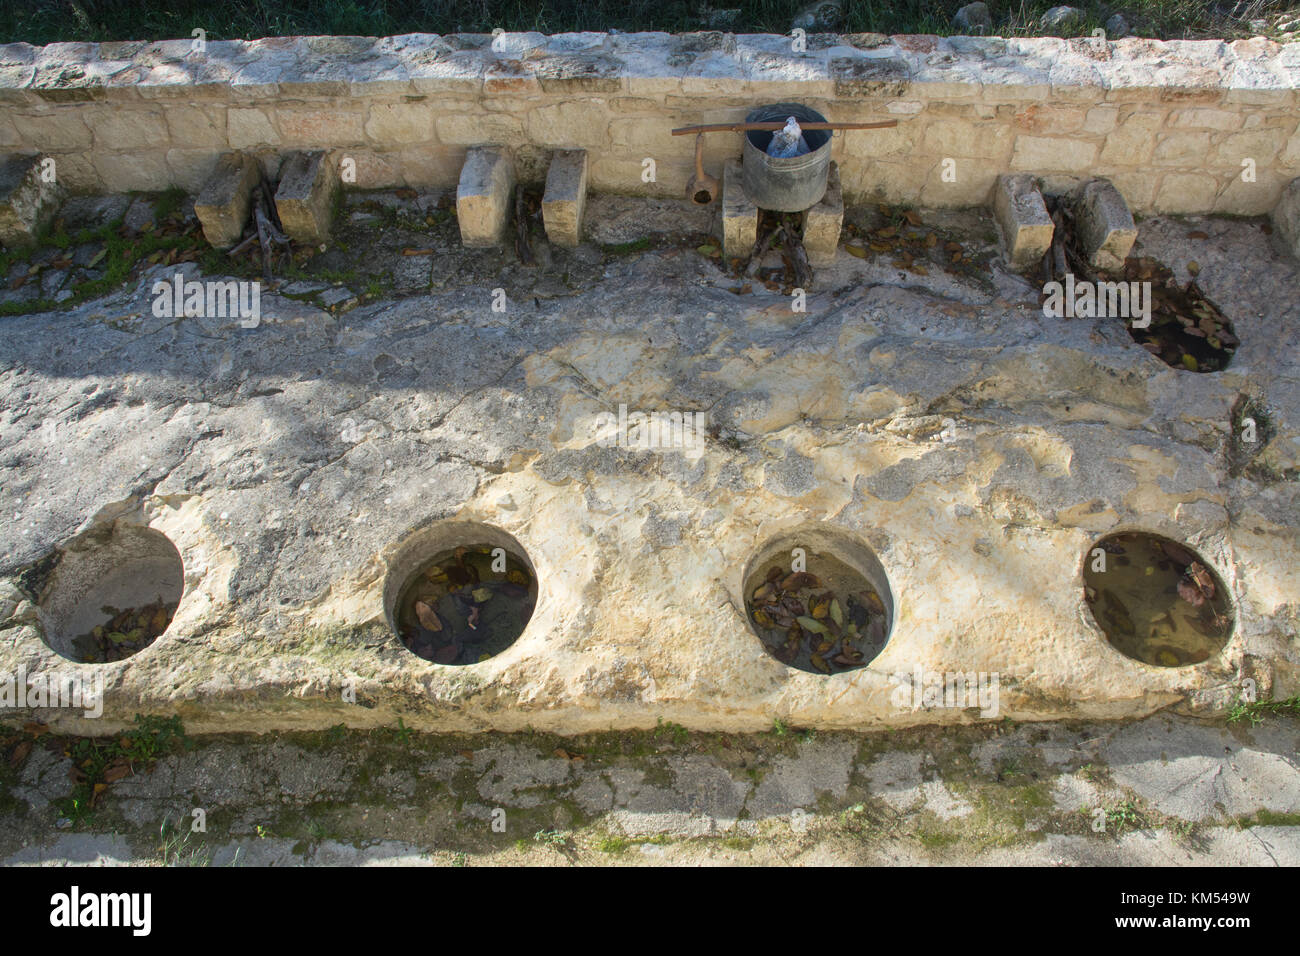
[671,120,897,135]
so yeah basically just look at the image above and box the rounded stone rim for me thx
[1078,528,1236,669]
[34,522,186,665]
[738,522,896,676]
[382,520,539,667]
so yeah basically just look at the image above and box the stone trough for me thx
[0,189,1296,736]
[0,31,1297,738]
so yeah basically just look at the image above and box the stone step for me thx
[1074,178,1138,272]
[801,161,843,268]
[992,173,1053,272]
[0,154,64,249]
[274,151,339,246]
[194,151,260,250]
[1274,178,1300,261]
[541,149,588,248]
[721,158,756,261]
[456,146,515,248]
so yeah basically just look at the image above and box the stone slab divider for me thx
[0,32,1296,216]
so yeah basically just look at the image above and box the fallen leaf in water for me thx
[471,587,493,603]
[415,601,442,631]
[753,608,775,629]
[1181,353,1199,372]
[434,643,460,663]
[1187,562,1215,599]
[780,572,822,591]
[829,599,843,627]
[752,582,775,604]
[810,654,831,674]
[1176,578,1205,607]
[810,595,830,619]
[845,243,868,258]
[863,590,885,614]
[506,569,529,587]
[797,616,829,635]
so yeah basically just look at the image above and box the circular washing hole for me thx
[383,522,537,665]
[36,524,184,663]
[1083,531,1233,667]
[742,527,894,675]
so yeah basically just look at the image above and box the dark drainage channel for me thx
[743,527,893,675]
[1039,194,1238,374]
[1084,531,1233,667]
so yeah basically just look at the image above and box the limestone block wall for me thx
[0,31,1297,214]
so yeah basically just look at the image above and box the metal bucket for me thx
[741,103,833,212]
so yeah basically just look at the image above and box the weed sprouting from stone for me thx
[1227,694,1300,727]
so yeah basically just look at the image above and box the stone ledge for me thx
[0,34,1294,98]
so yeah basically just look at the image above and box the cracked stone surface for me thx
[0,197,1298,735]
[1,714,1296,866]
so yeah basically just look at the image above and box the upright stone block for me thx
[1273,178,1300,261]
[801,161,843,267]
[456,147,515,248]
[274,150,339,245]
[992,173,1054,271]
[1075,178,1137,272]
[722,159,757,261]
[541,149,588,248]
[194,151,260,249]
[0,154,64,249]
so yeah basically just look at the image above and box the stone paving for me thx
[2,713,1296,865]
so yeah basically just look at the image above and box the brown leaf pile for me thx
[746,565,887,675]
[1121,256,1237,373]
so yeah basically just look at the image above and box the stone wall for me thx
[0,31,1297,214]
